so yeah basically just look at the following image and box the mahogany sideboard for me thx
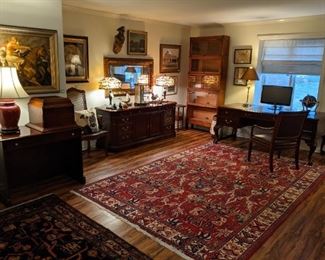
[0,126,85,205]
[96,102,176,151]
[214,103,325,165]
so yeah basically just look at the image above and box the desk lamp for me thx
[0,66,29,134]
[241,67,259,107]
[99,76,121,107]
[135,74,149,104]
[155,75,175,100]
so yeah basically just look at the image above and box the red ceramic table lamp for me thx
[0,67,29,134]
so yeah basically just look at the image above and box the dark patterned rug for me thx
[0,194,150,259]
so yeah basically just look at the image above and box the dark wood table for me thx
[214,103,325,165]
[96,102,176,152]
[0,126,85,205]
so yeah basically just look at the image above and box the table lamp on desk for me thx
[241,67,259,107]
[99,76,121,107]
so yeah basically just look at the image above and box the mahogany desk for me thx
[96,102,176,152]
[214,103,324,165]
[0,126,85,205]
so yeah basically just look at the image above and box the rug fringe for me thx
[71,190,192,260]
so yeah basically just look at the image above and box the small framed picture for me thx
[160,44,181,73]
[64,35,89,83]
[166,75,178,95]
[233,67,248,86]
[127,30,147,55]
[234,48,252,64]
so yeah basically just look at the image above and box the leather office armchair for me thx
[247,111,308,172]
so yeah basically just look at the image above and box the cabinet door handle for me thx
[71,132,75,136]
[14,142,19,147]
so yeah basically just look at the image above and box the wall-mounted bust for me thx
[113,26,125,54]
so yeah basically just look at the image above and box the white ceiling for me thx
[63,0,325,25]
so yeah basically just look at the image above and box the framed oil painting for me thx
[233,67,248,86]
[64,35,89,83]
[0,25,59,94]
[160,44,181,73]
[127,30,147,55]
[234,48,252,64]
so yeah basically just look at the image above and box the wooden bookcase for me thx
[187,35,230,128]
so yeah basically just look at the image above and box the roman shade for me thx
[261,38,325,75]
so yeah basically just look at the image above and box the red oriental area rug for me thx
[75,143,324,259]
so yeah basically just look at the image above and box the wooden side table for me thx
[0,126,85,205]
[176,104,186,130]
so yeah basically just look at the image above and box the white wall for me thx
[62,6,190,109]
[0,0,65,125]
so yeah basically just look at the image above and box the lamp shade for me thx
[137,74,149,85]
[155,75,174,87]
[71,54,82,65]
[241,67,259,81]
[0,67,29,98]
[99,77,121,89]
[0,67,28,134]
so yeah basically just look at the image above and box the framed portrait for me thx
[166,75,178,95]
[160,44,181,73]
[0,24,59,94]
[233,67,248,86]
[234,48,252,64]
[127,30,147,55]
[64,35,89,83]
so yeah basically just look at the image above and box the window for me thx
[254,38,325,109]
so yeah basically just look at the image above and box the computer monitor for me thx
[261,85,293,108]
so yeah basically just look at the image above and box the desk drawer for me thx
[217,108,239,127]
[3,129,81,152]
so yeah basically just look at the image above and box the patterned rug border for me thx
[232,167,324,259]
[0,193,54,213]
[74,142,325,259]
[1,193,151,259]
[71,190,192,260]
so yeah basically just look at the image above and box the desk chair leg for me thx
[247,140,252,161]
[321,135,325,155]
[87,140,91,156]
[269,149,274,172]
[104,136,109,156]
[295,148,299,170]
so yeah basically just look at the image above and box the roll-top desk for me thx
[96,102,176,151]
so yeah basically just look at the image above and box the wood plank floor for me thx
[1,129,324,259]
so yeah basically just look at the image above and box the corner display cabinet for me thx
[187,35,230,128]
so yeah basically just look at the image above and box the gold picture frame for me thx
[233,67,248,86]
[64,35,89,83]
[0,24,59,94]
[234,48,252,64]
[127,30,147,55]
[160,44,181,73]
